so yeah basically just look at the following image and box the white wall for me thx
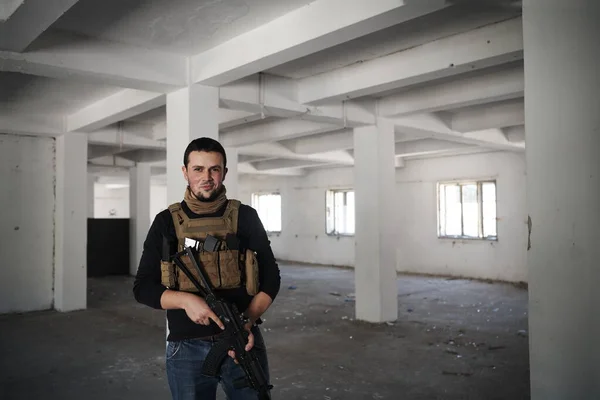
[150,185,167,220]
[0,133,55,313]
[239,169,356,267]
[94,184,130,218]
[93,183,167,222]
[396,151,527,283]
[239,151,528,283]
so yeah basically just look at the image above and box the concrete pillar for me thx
[224,147,239,199]
[353,118,398,322]
[523,1,600,398]
[129,164,151,276]
[87,174,95,218]
[54,132,88,312]
[166,85,219,204]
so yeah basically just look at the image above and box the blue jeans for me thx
[166,326,270,400]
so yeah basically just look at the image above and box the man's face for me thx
[182,151,227,201]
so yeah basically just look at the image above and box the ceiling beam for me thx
[237,142,298,158]
[280,129,354,154]
[68,88,267,137]
[219,74,375,127]
[449,99,524,132]
[88,144,127,160]
[0,31,187,92]
[0,0,24,22]
[0,0,80,52]
[238,142,354,165]
[220,118,340,148]
[462,128,515,146]
[116,148,167,163]
[503,125,525,143]
[87,164,128,175]
[253,138,477,171]
[219,109,264,131]
[67,89,165,133]
[87,123,166,150]
[280,126,414,155]
[395,138,474,157]
[298,17,523,104]
[0,113,63,136]
[152,109,281,141]
[252,158,335,171]
[88,156,135,168]
[67,72,372,136]
[401,147,499,161]
[378,63,524,117]
[239,162,306,176]
[392,113,524,151]
[191,0,448,86]
[239,154,272,163]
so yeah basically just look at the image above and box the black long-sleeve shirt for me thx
[133,200,281,341]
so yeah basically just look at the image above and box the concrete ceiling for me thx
[49,0,315,55]
[0,72,120,115]
[0,0,526,178]
[266,5,521,79]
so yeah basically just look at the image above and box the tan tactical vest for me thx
[160,200,259,296]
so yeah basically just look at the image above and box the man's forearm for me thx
[160,289,194,310]
[244,292,273,324]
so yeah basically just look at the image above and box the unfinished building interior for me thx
[0,1,598,399]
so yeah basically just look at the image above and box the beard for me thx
[191,185,223,202]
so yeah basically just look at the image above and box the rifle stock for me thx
[168,244,273,400]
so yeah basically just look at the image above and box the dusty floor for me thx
[0,263,530,400]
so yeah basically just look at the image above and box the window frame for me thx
[251,191,282,235]
[325,188,355,237]
[436,179,498,241]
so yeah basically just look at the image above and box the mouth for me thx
[200,184,214,191]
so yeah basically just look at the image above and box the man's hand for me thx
[183,295,225,329]
[228,322,254,363]
[160,290,224,329]
[225,291,273,363]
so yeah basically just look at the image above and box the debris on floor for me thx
[0,264,530,400]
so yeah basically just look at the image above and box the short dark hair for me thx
[183,137,227,169]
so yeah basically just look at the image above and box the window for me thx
[438,180,497,240]
[326,189,355,235]
[251,193,282,233]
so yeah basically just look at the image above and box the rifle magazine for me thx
[201,339,231,377]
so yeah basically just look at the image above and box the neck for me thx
[184,185,227,215]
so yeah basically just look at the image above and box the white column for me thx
[524,1,600,399]
[353,118,398,322]
[166,84,219,204]
[129,164,151,276]
[87,174,95,218]
[54,132,88,312]
[224,147,239,199]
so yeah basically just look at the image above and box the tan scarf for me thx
[183,185,228,215]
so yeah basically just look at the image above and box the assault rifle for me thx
[164,239,272,400]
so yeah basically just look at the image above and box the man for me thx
[133,137,280,400]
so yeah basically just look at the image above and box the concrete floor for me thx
[0,263,530,400]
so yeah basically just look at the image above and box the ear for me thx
[223,167,228,181]
[181,165,188,181]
